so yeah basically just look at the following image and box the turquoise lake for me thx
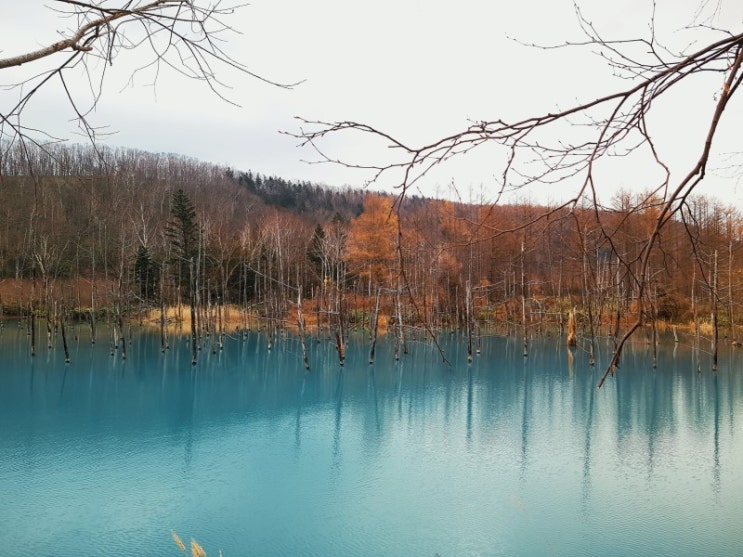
[1,324,742,556]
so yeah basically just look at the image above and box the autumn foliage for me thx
[1,143,742,342]
[345,195,399,286]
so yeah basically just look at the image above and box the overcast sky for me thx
[2,0,743,207]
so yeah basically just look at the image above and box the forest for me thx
[0,142,741,366]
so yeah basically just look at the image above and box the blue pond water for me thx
[0,324,742,557]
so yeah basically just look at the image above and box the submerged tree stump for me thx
[566,307,577,347]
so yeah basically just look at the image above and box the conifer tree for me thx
[166,189,199,296]
[134,244,159,302]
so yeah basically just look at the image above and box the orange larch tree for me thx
[345,195,399,288]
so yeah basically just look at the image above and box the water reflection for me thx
[333,370,343,469]
[0,326,742,557]
[294,372,307,453]
[581,364,597,510]
[713,373,722,497]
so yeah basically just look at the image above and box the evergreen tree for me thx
[134,244,159,302]
[166,189,199,295]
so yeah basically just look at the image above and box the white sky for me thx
[2,0,743,207]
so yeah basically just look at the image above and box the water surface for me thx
[1,325,741,556]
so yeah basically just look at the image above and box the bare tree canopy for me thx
[0,0,297,146]
[291,2,743,385]
[295,7,741,202]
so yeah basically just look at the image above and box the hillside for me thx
[0,142,740,353]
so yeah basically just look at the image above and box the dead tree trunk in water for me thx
[46,309,53,349]
[611,303,622,371]
[566,307,577,347]
[160,272,168,353]
[334,325,345,366]
[60,308,70,364]
[691,265,701,372]
[190,258,198,366]
[110,310,118,357]
[218,295,224,351]
[394,289,407,361]
[333,280,346,366]
[650,286,658,369]
[368,287,381,364]
[89,308,96,345]
[586,301,596,366]
[208,288,217,355]
[118,313,127,361]
[398,289,407,355]
[712,250,719,372]
[728,239,735,340]
[30,304,36,357]
[297,285,310,370]
[466,280,473,363]
[521,241,528,357]
[90,251,97,344]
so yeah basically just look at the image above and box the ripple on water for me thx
[1,332,742,557]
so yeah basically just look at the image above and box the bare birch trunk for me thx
[712,250,719,372]
[160,264,168,352]
[190,258,197,366]
[651,293,658,369]
[466,280,473,363]
[209,288,217,355]
[521,240,528,357]
[218,295,224,351]
[610,302,622,373]
[729,237,735,340]
[297,286,310,370]
[396,288,407,358]
[368,287,381,364]
[90,251,96,344]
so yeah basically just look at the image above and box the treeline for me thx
[0,142,365,292]
[232,169,366,218]
[0,142,741,358]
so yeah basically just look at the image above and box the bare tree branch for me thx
[290,5,743,386]
[1,0,300,149]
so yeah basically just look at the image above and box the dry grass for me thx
[190,539,207,557]
[138,297,397,337]
[139,304,255,335]
[171,530,221,557]
[171,530,186,552]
